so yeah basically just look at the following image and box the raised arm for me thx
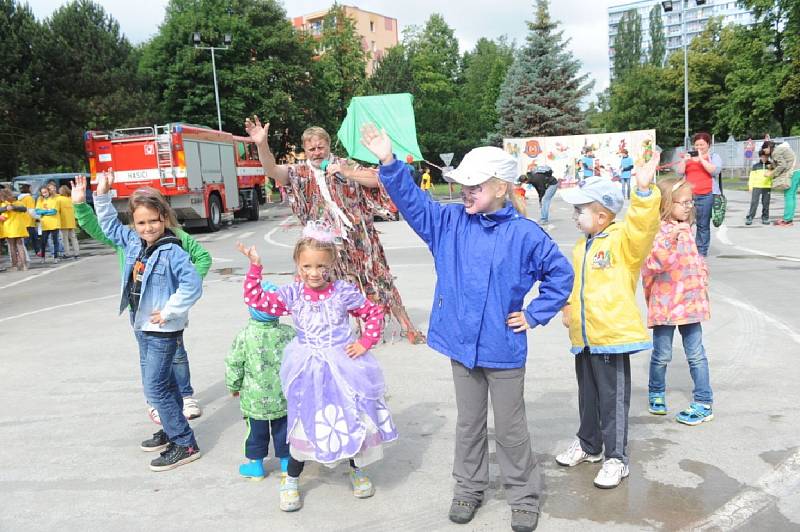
[245,115,289,186]
[94,170,136,247]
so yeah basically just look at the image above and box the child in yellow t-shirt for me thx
[745,149,772,225]
[57,185,80,258]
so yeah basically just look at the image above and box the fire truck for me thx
[84,123,267,231]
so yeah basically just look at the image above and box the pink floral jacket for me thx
[642,221,710,327]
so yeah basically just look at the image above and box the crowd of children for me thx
[51,117,724,532]
[0,180,80,271]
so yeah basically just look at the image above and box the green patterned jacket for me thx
[225,319,295,420]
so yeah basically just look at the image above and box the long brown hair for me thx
[292,237,338,267]
[128,187,179,228]
[656,177,695,224]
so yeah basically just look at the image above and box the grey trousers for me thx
[575,350,631,464]
[451,360,542,513]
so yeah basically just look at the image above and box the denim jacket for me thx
[95,193,202,332]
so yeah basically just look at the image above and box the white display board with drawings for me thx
[503,129,657,181]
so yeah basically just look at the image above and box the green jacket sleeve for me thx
[74,202,118,249]
[177,229,212,278]
[225,331,246,392]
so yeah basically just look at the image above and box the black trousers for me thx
[287,456,357,477]
[747,188,771,220]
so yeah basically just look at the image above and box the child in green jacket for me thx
[225,280,296,480]
[71,176,211,422]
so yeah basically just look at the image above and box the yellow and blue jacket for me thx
[567,186,661,354]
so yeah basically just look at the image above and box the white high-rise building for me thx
[608,0,755,77]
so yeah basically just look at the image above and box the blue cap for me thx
[248,280,280,322]
[560,176,624,214]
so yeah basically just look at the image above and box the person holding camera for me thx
[675,133,722,256]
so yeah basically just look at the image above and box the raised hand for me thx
[244,115,269,146]
[236,241,261,265]
[360,123,393,165]
[96,168,115,196]
[71,175,87,204]
[635,151,661,192]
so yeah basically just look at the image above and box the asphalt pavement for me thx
[1,189,799,531]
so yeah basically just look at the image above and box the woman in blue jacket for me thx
[361,125,574,532]
[95,171,203,472]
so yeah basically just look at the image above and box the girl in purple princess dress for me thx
[236,221,398,513]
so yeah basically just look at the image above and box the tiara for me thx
[302,220,339,243]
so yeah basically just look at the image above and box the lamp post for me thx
[662,0,706,150]
[193,32,232,131]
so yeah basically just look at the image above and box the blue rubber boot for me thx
[239,459,265,480]
[280,457,289,474]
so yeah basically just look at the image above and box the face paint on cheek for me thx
[574,208,595,232]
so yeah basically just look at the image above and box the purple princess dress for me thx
[244,264,398,467]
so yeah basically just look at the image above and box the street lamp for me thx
[662,0,705,150]
[193,32,232,131]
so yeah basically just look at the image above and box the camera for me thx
[687,150,699,157]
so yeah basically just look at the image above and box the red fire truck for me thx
[84,123,267,231]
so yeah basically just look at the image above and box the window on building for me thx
[369,21,375,32]
[371,41,376,53]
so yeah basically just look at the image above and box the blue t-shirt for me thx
[581,156,595,177]
[620,156,634,179]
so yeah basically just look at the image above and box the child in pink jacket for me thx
[642,177,713,426]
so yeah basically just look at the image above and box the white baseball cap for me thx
[445,147,518,186]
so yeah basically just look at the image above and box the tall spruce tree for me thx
[648,5,666,67]
[613,9,643,78]
[491,0,593,141]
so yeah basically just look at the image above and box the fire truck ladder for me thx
[155,125,176,187]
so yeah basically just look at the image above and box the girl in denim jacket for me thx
[642,177,712,426]
[93,171,203,471]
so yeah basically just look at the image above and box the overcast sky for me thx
[27,0,618,96]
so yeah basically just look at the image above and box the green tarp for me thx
[336,93,423,164]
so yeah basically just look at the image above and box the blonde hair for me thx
[301,127,331,146]
[656,177,695,224]
[486,177,527,217]
[128,187,179,228]
[59,185,71,196]
[292,237,338,268]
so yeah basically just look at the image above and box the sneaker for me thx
[280,474,302,512]
[182,396,202,420]
[593,458,629,489]
[239,459,265,480]
[448,499,480,524]
[53,257,60,264]
[140,429,169,452]
[555,439,603,467]
[147,406,162,425]
[676,402,714,426]
[762,219,770,225]
[648,392,667,415]
[349,468,375,498]
[149,443,201,471]
[511,509,539,532]
[745,217,753,225]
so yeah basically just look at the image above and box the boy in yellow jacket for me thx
[555,153,661,489]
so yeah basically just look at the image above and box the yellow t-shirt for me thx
[2,201,30,238]
[36,196,61,231]
[56,195,77,229]
[20,194,35,228]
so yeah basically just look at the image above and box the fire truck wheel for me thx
[206,194,222,232]
[247,201,260,221]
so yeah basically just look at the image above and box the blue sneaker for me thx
[676,403,713,426]
[239,459,265,480]
[648,393,667,415]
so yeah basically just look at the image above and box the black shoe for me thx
[762,219,770,225]
[449,499,480,524]
[745,217,753,226]
[140,429,169,452]
[511,509,539,532]
[149,443,201,471]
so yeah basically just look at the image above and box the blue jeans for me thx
[621,178,631,199]
[135,330,196,447]
[693,193,713,256]
[173,340,194,397]
[649,323,713,404]
[540,183,558,222]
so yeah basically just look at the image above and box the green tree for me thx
[0,0,47,178]
[491,0,593,141]
[613,9,643,78]
[648,5,666,67]
[316,3,368,128]
[367,44,416,95]
[140,0,319,155]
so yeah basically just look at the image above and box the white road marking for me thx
[237,231,255,240]
[716,225,800,262]
[0,294,117,322]
[212,257,233,263]
[264,215,299,248]
[679,292,800,530]
[0,258,86,291]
